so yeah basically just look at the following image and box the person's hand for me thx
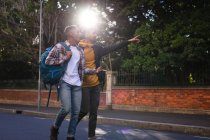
[66,51,72,59]
[96,67,102,73]
[128,35,140,43]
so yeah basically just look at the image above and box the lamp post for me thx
[38,0,43,112]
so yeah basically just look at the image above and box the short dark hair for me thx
[64,25,77,38]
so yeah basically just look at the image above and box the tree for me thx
[0,0,40,79]
[121,0,210,84]
[1,0,209,85]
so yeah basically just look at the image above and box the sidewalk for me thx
[0,104,210,137]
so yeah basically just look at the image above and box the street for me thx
[0,112,210,140]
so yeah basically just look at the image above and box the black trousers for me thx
[77,85,100,137]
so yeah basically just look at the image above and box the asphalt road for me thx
[0,112,210,140]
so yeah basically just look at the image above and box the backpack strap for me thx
[59,42,71,51]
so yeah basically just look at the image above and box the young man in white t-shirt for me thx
[48,25,101,140]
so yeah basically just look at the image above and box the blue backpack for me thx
[40,42,70,85]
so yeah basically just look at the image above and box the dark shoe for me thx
[67,137,75,140]
[88,136,96,140]
[50,126,59,140]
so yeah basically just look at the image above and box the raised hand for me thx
[128,35,140,44]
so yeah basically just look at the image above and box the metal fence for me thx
[0,67,210,88]
[115,68,210,87]
[0,80,38,89]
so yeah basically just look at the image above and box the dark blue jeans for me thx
[78,85,100,137]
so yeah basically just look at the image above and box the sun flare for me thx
[78,8,100,30]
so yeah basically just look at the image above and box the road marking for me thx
[194,136,210,139]
[34,117,48,120]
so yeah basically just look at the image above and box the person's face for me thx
[86,31,97,42]
[69,27,81,42]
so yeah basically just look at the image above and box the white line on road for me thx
[194,136,210,139]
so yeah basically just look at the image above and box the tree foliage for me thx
[0,0,209,84]
[0,0,39,62]
[121,0,210,76]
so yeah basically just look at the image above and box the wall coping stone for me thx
[113,86,210,90]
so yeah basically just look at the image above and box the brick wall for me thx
[0,88,210,114]
[0,89,106,109]
[0,89,59,107]
[112,87,210,114]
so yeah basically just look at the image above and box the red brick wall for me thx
[0,89,59,107]
[112,87,210,111]
[0,89,106,109]
[0,88,210,114]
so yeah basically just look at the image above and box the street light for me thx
[38,0,43,112]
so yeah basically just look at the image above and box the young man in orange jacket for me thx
[77,31,140,139]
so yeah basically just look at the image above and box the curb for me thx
[0,108,210,137]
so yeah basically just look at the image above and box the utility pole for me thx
[38,0,43,112]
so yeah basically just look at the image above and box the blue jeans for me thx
[77,85,100,137]
[54,81,82,136]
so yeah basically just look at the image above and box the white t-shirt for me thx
[62,45,82,86]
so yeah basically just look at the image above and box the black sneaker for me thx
[50,126,59,140]
[88,136,96,140]
[67,137,75,140]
